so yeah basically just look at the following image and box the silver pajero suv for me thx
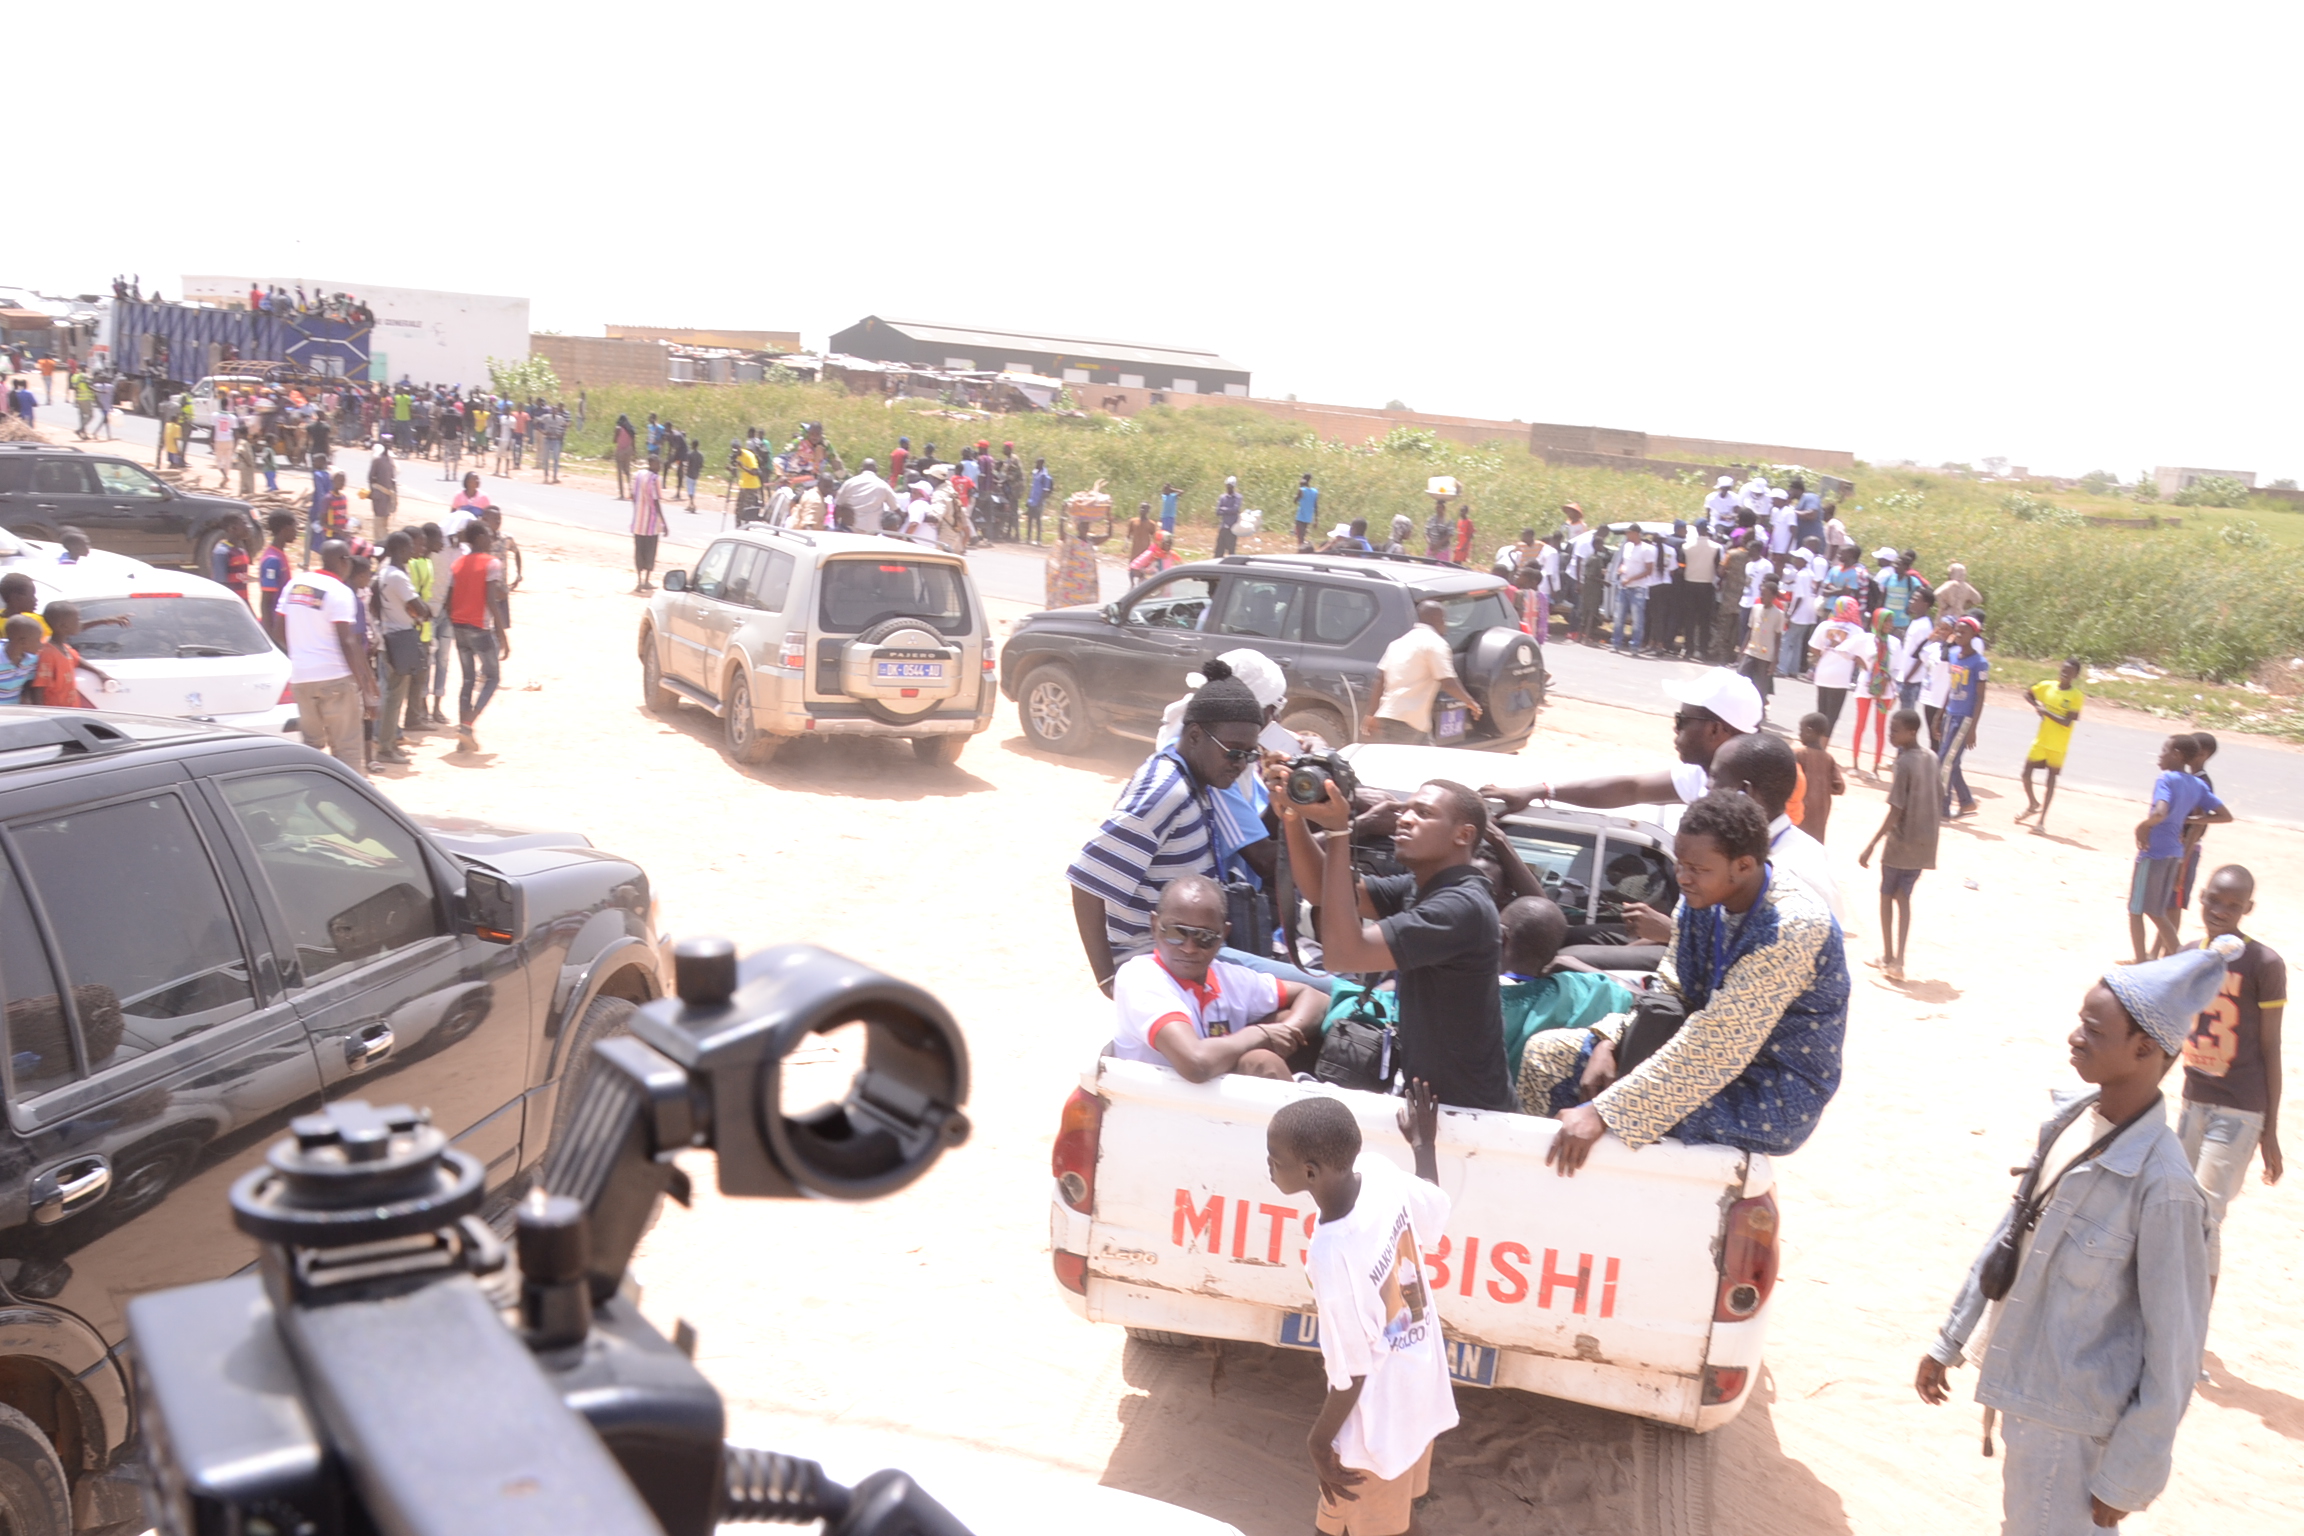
[637,528,994,767]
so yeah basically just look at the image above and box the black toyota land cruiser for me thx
[999,552,1544,754]
[0,710,666,1531]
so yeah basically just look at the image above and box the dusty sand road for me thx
[369,510,2300,1536]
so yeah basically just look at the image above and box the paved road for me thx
[68,405,2303,825]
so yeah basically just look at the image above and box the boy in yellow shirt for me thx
[2016,656,2084,834]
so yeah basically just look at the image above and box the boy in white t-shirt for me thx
[1267,1083,1455,1536]
[1110,876,1322,1081]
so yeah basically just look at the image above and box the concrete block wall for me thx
[530,335,671,389]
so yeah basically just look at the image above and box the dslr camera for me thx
[1282,748,1359,808]
[129,939,976,1536]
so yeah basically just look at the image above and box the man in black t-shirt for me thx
[1281,776,1512,1111]
[2178,863,2286,1287]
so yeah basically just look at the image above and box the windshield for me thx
[70,598,272,660]
[1503,823,1597,923]
[1431,588,1518,648]
[817,557,972,637]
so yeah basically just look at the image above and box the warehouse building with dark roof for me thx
[828,316,1249,397]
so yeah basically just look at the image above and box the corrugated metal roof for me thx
[867,318,1244,373]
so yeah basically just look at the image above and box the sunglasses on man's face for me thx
[1158,921,1226,951]
[1210,741,1261,765]
[1672,711,1710,730]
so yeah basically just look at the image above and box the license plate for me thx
[875,662,945,680]
[1276,1311,1498,1388]
[1435,704,1470,742]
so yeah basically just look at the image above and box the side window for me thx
[30,459,97,495]
[1503,826,1597,924]
[0,461,29,493]
[91,461,167,499]
[219,772,445,986]
[1123,575,1217,631]
[1216,578,1301,640]
[1309,587,1379,645]
[691,541,736,599]
[0,855,75,1092]
[1596,840,1677,918]
[723,547,764,608]
[757,550,796,612]
[9,795,255,1073]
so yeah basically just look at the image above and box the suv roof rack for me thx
[0,714,149,771]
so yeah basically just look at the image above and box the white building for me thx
[181,276,529,392]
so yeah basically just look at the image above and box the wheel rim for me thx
[729,675,752,748]
[1027,678,1074,740]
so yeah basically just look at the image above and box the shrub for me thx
[487,354,562,401]
[2172,475,2253,508]
[2003,491,2084,526]
[2131,473,2160,503]
[2218,520,2272,551]
[2077,469,2120,496]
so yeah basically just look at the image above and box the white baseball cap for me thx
[1664,667,1764,734]
[1330,524,1351,537]
[1715,475,1735,488]
[1874,545,1900,561]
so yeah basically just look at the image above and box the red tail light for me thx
[278,682,295,705]
[130,591,185,599]
[1051,1088,1105,1213]
[1701,1365,1749,1405]
[1714,1191,1779,1321]
[1053,1250,1088,1295]
[981,635,996,675]
[778,631,806,670]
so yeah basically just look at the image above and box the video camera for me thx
[130,939,976,1536]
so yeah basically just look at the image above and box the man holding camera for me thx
[1365,601,1484,745]
[1280,776,1514,1112]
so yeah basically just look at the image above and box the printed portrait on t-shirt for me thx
[1377,1221,1431,1351]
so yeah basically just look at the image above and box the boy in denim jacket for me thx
[1916,940,2228,1532]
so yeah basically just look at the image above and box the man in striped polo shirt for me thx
[1068,667,1269,996]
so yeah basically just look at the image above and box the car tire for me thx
[1280,705,1350,748]
[0,1404,73,1536]
[544,993,638,1155]
[1019,664,1096,753]
[110,1138,200,1218]
[912,735,965,767]
[1635,1420,1714,1536]
[640,635,678,714]
[724,671,781,766]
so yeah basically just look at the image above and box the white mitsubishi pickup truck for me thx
[1048,1063,1780,1433]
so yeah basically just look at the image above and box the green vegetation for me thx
[2171,475,2253,508]
[487,354,562,401]
[549,378,2304,700]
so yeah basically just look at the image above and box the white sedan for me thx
[4,533,296,732]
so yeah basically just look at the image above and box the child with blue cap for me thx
[1914,937,2233,1533]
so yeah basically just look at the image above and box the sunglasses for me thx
[1672,711,1711,730]
[1211,742,1261,765]
[1158,921,1226,951]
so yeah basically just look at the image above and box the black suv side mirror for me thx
[1100,602,1118,624]
[661,570,686,593]
[462,869,523,945]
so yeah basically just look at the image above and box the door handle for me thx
[345,1021,395,1070]
[31,1156,112,1223]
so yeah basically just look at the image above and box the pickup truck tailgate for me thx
[1069,1060,1766,1425]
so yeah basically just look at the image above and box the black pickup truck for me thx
[999,552,1544,753]
[0,710,666,1533]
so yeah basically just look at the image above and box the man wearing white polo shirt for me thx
[280,540,377,775]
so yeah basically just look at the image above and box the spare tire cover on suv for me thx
[1461,627,1544,738]
[840,615,963,724]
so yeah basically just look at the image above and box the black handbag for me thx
[1611,989,1687,1077]
[1222,879,1271,960]
[1313,986,1395,1093]
[1978,1093,2154,1302]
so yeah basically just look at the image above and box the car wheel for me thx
[724,672,781,766]
[912,735,965,767]
[544,993,638,1156]
[110,1140,198,1218]
[0,1404,72,1536]
[1020,664,1096,753]
[640,634,678,714]
[1280,705,1349,748]
[191,524,224,579]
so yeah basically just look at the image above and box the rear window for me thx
[1430,588,1518,647]
[816,558,971,637]
[69,598,272,661]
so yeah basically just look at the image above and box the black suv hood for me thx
[415,814,596,860]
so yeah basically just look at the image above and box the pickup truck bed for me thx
[1050,1059,1779,1432]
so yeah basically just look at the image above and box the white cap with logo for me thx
[1664,667,1764,733]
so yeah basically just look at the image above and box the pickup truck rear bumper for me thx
[1051,1172,1769,1434]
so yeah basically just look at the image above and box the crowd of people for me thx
[1057,619,2279,1533]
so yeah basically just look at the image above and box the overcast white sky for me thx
[22,2,2301,480]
